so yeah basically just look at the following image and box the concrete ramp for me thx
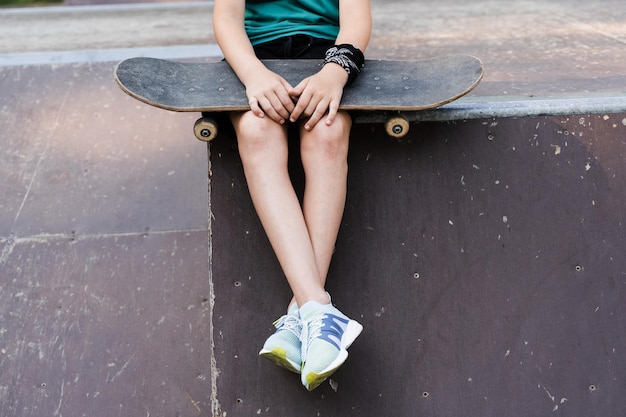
[1,1,625,417]
[0,61,214,416]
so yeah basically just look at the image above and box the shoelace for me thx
[274,314,303,339]
[300,315,325,363]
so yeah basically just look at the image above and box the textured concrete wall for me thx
[209,115,626,416]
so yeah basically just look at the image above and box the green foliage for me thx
[0,0,63,6]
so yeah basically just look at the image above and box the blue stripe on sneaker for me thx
[318,314,349,350]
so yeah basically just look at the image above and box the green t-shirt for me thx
[245,0,340,45]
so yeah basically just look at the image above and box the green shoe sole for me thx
[259,347,301,374]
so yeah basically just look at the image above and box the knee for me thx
[233,112,287,165]
[300,113,351,164]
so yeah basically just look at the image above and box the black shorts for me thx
[253,35,334,60]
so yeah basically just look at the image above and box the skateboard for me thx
[114,54,483,141]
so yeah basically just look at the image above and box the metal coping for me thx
[0,45,223,66]
[368,94,626,121]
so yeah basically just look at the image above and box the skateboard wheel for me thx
[194,117,218,142]
[385,115,410,138]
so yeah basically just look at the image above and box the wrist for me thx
[323,44,365,86]
[321,61,350,84]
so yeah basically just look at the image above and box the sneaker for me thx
[259,303,302,373]
[299,299,363,391]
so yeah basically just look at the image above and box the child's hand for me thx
[245,68,296,124]
[288,64,348,130]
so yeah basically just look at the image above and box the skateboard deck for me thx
[115,55,483,140]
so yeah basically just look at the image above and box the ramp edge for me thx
[356,93,626,123]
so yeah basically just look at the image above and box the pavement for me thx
[0,1,625,416]
[2,0,626,97]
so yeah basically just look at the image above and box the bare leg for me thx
[281,112,351,310]
[299,111,351,285]
[232,111,329,307]
[246,110,356,382]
